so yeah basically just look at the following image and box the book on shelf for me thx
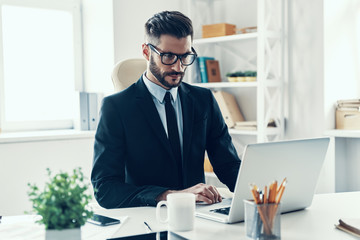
[336,99,360,105]
[212,90,244,128]
[336,106,360,111]
[191,58,201,83]
[206,60,221,82]
[237,26,257,34]
[336,99,360,111]
[234,121,257,130]
[198,56,214,83]
[234,119,276,130]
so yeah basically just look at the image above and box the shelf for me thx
[191,80,281,88]
[228,127,280,136]
[324,129,360,138]
[194,33,258,45]
[192,82,257,88]
[193,31,280,45]
[188,0,285,144]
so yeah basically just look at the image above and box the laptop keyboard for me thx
[210,207,230,215]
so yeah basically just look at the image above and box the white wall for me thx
[286,0,360,193]
[0,138,94,215]
[285,0,340,194]
[82,0,187,93]
[112,0,186,63]
[285,0,325,139]
[82,0,115,93]
[324,0,360,129]
[324,0,360,192]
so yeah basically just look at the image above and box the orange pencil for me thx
[264,186,268,204]
[277,177,287,195]
[269,181,277,203]
[251,189,259,203]
[276,180,287,204]
[273,181,277,202]
[250,185,260,204]
[268,184,273,203]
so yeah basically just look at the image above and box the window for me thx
[0,0,82,131]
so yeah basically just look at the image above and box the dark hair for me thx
[145,11,193,45]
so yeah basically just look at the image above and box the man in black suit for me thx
[91,11,241,208]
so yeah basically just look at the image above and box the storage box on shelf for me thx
[202,23,236,38]
[335,99,360,130]
[336,109,360,130]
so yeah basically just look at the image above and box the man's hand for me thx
[156,183,222,204]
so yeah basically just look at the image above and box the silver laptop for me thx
[196,137,330,223]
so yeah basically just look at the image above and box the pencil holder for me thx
[244,200,281,240]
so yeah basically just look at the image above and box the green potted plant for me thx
[27,168,93,240]
[244,70,257,82]
[226,72,238,82]
[226,71,246,82]
[235,71,246,82]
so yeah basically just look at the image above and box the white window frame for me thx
[0,0,83,132]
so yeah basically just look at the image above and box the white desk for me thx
[1,192,359,240]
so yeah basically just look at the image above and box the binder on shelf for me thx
[79,92,103,131]
[88,92,103,130]
[213,90,245,128]
[198,56,214,83]
[206,60,221,82]
[79,92,89,131]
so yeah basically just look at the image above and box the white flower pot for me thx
[45,228,81,240]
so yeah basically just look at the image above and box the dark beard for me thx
[149,55,185,89]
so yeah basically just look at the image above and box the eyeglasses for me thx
[147,43,197,66]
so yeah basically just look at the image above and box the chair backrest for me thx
[111,58,147,92]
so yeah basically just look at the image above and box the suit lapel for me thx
[179,83,194,174]
[135,78,173,157]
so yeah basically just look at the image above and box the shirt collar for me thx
[142,72,178,103]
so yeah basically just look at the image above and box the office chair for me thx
[111,58,147,92]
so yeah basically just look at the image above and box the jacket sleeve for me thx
[91,96,168,208]
[206,91,241,192]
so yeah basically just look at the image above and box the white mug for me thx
[156,193,195,232]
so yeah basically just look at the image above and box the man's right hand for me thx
[156,183,222,204]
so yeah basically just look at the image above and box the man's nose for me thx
[171,58,184,72]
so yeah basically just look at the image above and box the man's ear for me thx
[142,43,150,61]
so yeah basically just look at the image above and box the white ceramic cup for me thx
[156,193,195,232]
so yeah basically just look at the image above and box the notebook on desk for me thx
[196,137,330,223]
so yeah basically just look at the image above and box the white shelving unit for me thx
[186,0,286,147]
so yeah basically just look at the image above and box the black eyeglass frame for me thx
[146,43,198,66]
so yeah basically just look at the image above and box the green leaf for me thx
[27,167,93,230]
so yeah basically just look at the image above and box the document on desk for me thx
[335,218,360,237]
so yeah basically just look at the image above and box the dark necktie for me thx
[164,92,183,186]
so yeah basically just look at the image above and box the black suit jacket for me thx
[91,77,241,208]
